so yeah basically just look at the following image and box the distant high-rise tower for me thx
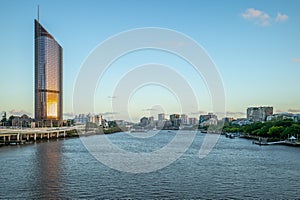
[34,19,63,126]
[158,113,165,121]
[247,106,273,122]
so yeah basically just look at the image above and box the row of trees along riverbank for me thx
[223,119,300,141]
[85,122,128,134]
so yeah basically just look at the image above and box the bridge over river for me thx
[0,126,81,145]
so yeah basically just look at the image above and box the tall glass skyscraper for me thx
[34,19,63,126]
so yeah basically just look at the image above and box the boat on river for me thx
[130,128,147,133]
[225,133,235,139]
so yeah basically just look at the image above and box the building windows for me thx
[35,19,63,126]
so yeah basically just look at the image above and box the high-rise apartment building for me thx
[158,113,165,121]
[199,113,217,123]
[180,114,188,125]
[188,117,198,125]
[247,106,273,122]
[34,19,63,126]
[170,114,181,127]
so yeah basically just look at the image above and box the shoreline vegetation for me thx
[80,126,127,136]
[221,119,300,146]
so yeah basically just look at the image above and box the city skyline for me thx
[1,0,300,122]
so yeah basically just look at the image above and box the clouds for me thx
[142,108,156,111]
[275,13,289,22]
[275,109,300,113]
[292,58,300,64]
[189,111,245,117]
[9,109,31,116]
[226,111,245,116]
[64,112,75,118]
[288,109,300,113]
[241,8,288,26]
[189,111,206,115]
[99,112,119,116]
[242,8,271,26]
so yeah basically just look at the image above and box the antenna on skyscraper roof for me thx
[38,5,40,22]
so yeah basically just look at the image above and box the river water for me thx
[0,131,299,199]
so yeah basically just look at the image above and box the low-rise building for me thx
[200,118,218,127]
[170,114,181,127]
[87,114,95,123]
[74,114,88,124]
[267,113,300,122]
[294,114,300,122]
[198,113,218,127]
[95,115,103,126]
[199,113,217,125]
[180,114,188,125]
[12,114,35,128]
[158,113,165,121]
[222,117,234,123]
[188,117,198,125]
[140,117,150,127]
[231,118,252,126]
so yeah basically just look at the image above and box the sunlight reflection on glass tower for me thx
[34,19,63,126]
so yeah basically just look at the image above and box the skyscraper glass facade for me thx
[34,19,63,125]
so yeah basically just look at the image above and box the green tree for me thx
[244,122,264,134]
[1,112,7,123]
[7,115,15,126]
[252,122,273,137]
[267,126,285,138]
[108,121,118,127]
[274,119,293,128]
[282,124,300,139]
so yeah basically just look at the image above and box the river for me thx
[0,130,299,199]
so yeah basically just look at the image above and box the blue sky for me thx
[0,0,300,121]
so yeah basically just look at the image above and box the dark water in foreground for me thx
[0,131,299,199]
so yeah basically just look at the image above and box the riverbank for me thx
[79,126,126,136]
[0,128,80,147]
[0,127,198,147]
[237,134,300,147]
[0,126,127,147]
[223,119,300,143]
